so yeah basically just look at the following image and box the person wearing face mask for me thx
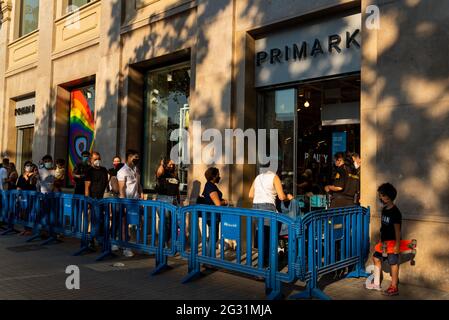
[17,161,38,192]
[117,150,144,257]
[73,150,91,195]
[37,155,56,194]
[325,152,353,208]
[155,158,180,247]
[85,152,109,199]
[348,152,361,205]
[107,156,124,198]
[156,159,180,204]
[16,161,38,236]
[0,158,10,191]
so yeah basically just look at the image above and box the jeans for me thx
[253,203,277,267]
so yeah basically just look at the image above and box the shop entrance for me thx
[258,74,360,203]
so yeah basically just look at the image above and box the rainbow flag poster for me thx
[67,86,95,185]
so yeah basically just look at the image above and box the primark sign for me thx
[255,13,361,87]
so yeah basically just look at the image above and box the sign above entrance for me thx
[255,13,361,87]
[15,96,36,127]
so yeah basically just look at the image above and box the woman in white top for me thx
[249,165,293,268]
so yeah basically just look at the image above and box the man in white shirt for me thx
[38,155,55,194]
[117,149,144,257]
[0,158,9,191]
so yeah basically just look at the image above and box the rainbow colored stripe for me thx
[68,88,95,184]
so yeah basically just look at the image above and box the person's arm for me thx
[85,181,91,197]
[324,185,343,192]
[248,181,255,199]
[394,224,401,254]
[156,162,165,178]
[273,175,293,201]
[209,191,222,206]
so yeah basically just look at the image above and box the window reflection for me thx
[143,64,190,193]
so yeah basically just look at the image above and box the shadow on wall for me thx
[362,0,449,290]
[25,0,449,290]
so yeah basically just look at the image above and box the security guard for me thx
[325,152,354,208]
[344,152,361,205]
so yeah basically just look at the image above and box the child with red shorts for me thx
[366,183,402,296]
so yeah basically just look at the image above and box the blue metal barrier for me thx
[0,191,9,230]
[290,205,370,300]
[0,190,372,300]
[178,204,298,300]
[1,190,42,235]
[96,198,178,274]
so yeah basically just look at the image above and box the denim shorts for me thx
[373,251,399,265]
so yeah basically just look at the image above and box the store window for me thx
[16,127,34,171]
[67,84,95,185]
[67,0,91,11]
[258,74,360,201]
[19,0,39,37]
[143,63,190,193]
[14,96,35,171]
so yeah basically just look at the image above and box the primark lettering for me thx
[256,29,360,67]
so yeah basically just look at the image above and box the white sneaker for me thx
[111,245,119,252]
[123,249,134,258]
[365,282,382,291]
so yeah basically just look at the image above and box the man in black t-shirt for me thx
[325,153,353,208]
[85,152,108,199]
[73,151,91,195]
[366,183,402,296]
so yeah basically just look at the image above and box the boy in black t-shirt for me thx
[366,183,402,296]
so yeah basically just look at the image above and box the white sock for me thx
[373,265,381,286]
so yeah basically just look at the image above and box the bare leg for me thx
[391,264,399,287]
[373,256,382,286]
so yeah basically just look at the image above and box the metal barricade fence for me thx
[0,191,10,230]
[0,190,371,300]
[291,205,370,300]
[1,190,42,236]
[178,204,298,300]
[96,198,178,274]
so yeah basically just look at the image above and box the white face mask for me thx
[354,162,360,169]
[25,166,32,173]
[93,160,101,167]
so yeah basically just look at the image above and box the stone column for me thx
[93,0,122,164]
[188,0,235,202]
[33,0,55,162]
[0,0,12,157]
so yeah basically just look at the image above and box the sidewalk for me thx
[0,234,448,300]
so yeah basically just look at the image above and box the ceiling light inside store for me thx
[86,91,92,99]
[304,101,310,108]
[167,73,173,82]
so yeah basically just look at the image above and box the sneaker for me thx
[123,249,134,258]
[365,282,382,291]
[111,245,119,252]
[382,285,399,296]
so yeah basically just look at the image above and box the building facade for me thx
[0,0,448,291]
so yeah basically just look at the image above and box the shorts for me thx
[373,251,399,265]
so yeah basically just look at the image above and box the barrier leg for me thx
[182,262,202,283]
[73,243,96,256]
[95,250,115,261]
[1,226,19,235]
[266,219,282,300]
[182,212,201,283]
[40,235,63,246]
[289,284,331,300]
[151,253,171,276]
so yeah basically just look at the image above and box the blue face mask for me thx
[82,157,89,163]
